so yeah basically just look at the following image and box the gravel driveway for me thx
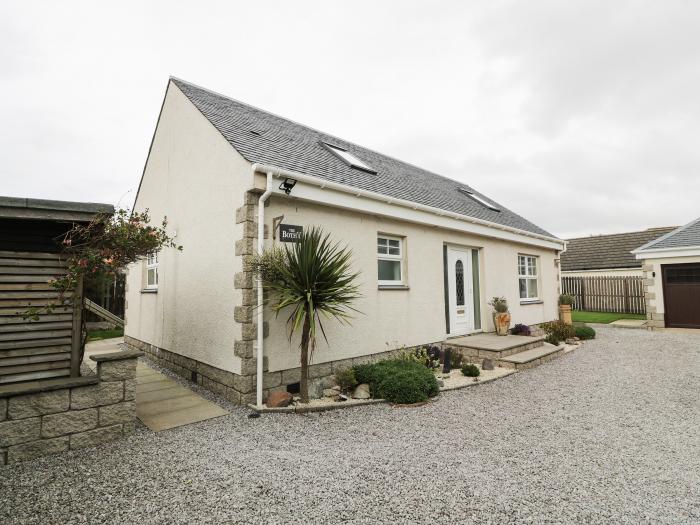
[1,326,699,524]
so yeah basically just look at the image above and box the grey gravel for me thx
[1,326,699,524]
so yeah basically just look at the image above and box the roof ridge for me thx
[169,77,479,193]
[566,227,676,241]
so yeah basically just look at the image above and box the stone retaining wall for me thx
[0,350,142,465]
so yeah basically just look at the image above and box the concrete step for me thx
[443,333,544,360]
[497,342,566,370]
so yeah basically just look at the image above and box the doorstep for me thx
[498,343,566,370]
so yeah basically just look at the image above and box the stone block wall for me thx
[0,350,141,465]
[642,263,665,329]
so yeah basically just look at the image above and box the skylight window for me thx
[323,143,377,174]
[459,188,500,212]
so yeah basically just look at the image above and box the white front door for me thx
[447,247,475,336]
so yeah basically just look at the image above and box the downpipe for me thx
[256,169,273,409]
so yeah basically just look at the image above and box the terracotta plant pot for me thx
[559,304,573,325]
[493,312,511,336]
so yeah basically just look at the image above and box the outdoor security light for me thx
[279,178,297,195]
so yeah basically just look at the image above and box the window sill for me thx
[141,289,158,294]
[378,285,410,290]
[520,299,543,305]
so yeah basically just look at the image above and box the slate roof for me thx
[170,78,556,239]
[561,227,677,271]
[635,217,700,251]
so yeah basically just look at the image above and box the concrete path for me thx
[83,338,229,432]
[609,319,648,329]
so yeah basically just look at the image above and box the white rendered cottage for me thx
[124,78,566,406]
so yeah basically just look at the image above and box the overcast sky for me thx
[2,1,698,238]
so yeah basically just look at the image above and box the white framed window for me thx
[377,235,403,285]
[146,252,159,289]
[518,254,538,300]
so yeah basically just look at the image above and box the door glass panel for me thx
[455,260,465,306]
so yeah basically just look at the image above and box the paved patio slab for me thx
[83,338,229,432]
[610,319,648,329]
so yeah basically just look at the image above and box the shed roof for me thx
[170,78,557,240]
[634,217,700,252]
[561,227,676,271]
[0,196,114,222]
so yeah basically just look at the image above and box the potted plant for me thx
[489,297,510,336]
[559,294,574,325]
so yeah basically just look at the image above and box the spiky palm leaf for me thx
[255,227,361,402]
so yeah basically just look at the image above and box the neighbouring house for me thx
[561,227,676,278]
[633,217,700,329]
[0,196,141,465]
[124,78,565,406]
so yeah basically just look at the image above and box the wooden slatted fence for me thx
[561,276,646,314]
[0,250,82,384]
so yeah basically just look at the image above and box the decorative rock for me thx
[323,388,339,398]
[482,358,495,371]
[437,380,445,388]
[338,394,348,402]
[565,338,577,345]
[352,384,370,399]
[266,391,293,408]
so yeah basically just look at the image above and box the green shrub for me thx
[541,321,575,344]
[352,359,439,404]
[334,368,358,393]
[461,364,480,377]
[544,334,560,346]
[558,294,575,306]
[488,296,509,313]
[396,346,439,369]
[575,325,596,340]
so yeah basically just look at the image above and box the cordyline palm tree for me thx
[250,227,361,403]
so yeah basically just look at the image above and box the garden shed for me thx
[0,196,113,384]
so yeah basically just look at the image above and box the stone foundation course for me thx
[124,335,417,405]
[0,349,142,465]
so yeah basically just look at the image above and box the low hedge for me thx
[575,325,596,340]
[353,359,439,404]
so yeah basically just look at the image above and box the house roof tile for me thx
[170,78,556,239]
[635,217,700,251]
[561,227,677,271]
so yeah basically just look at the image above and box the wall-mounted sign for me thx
[279,224,303,243]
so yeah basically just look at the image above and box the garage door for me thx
[662,264,700,328]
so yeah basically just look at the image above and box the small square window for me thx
[145,252,159,289]
[377,235,403,285]
[518,255,538,300]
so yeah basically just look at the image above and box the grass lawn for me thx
[87,328,124,341]
[572,311,646,324]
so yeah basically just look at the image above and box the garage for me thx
[662,264,700,328]
[632,217,700,330]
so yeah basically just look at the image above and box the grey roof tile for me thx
[171,78,556,239]
[561,227,676,271]
[636,217,700,251]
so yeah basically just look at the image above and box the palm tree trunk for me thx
[299,313,311,403]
